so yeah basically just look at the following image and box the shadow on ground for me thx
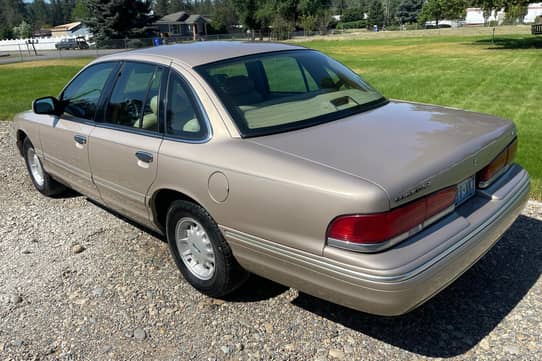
[84,194,541,357]
[291,215,542,357]
[473,36,542,49]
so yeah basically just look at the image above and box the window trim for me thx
[195,49,388,138]
[59,60,121,124]
[95,60,168,136]
[162,69,213,144]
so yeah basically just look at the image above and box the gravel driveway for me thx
[0,121,540,361]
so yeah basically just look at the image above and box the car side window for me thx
[61,62,117,121]
[165,72,208,141]
[105,62,163,131]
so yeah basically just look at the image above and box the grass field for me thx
[0,32,540,198]
[0,58,93,120]
[297,34,542,199]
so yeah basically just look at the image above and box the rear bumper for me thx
[225,165,530,316]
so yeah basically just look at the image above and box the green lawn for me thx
[0,58,93,120]
[0,34,540,198]
[298,34,542,199]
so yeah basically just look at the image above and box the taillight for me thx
[327,187,457,250]
[478,138,517,188]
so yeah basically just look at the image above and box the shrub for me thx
[336,20,367,30]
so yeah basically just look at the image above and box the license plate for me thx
[456,176,476,206]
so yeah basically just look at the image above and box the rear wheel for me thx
[166,200,248,297]
[23,138,65,196]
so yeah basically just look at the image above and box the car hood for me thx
[248,100,516,207]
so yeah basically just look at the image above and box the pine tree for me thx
[86,0,155,40]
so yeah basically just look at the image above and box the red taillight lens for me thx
[327,187,457,245]
[478,138,517,186]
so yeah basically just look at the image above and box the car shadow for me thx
[223,274,290,302]
[471,36,542,49]
[291,214,542,357]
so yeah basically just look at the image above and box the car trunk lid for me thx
[249,100,516,208]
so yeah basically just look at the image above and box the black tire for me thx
[166,200,248,297]
[22,137,65,197]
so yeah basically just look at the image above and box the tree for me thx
[30,0,50,30]
[367,0,385,28]
[168,0,192,13]
[341,7,365,22]
[86,0,155,40]
[13,20,32,39]
[418,0,466,27]
[232,0,259,39]
[211,0,239,32]
[0,0,27,39]
[154,0,170,17]
[72,0,91,21]
[473,1,535,11]
[397,0,423,24]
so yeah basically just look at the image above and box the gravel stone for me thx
[71,244,85,254]
[329,348,345,359]
[133,328,146,341]
[0,121,541,360]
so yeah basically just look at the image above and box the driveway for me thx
[0,121,540,360]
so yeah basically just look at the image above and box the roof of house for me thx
[155,11,211,25]
[51,21,82,32]
[99,41,305,68]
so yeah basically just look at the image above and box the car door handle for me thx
[74,135,87,145]
[135,151,153,163]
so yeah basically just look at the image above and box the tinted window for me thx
[62,62,116,120]
[105,62,162,130]
[196,50,385,137]
[165,73,208,140]
[261,56,308,93]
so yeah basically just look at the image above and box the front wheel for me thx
[23,138,65,196]
[166,200,248,297]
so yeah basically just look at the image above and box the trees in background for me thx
[397,0,424,24]
[86,0,155,40]
[367,0,385,28]
[0,0,539,40]
[418,0,466,27]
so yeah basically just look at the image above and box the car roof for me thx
[98,41,306,68]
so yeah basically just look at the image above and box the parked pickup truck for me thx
[55,37,89,50]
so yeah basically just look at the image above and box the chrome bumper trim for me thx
[223,169,530,284]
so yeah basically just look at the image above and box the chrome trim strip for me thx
[223,173,529,284]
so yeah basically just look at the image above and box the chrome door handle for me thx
[74,135,87,145]
[135,151,153,163]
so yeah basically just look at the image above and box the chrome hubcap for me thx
[27,147,44,187]
[175,217,215,280]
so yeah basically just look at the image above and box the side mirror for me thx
[32,96,62,116]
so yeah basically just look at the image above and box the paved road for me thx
[0,121,540,360]
[0,49,124,65]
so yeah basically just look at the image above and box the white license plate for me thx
[456,176,476,206]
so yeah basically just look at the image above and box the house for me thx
[524,2,542,23]
[465,8,505,26]
[50,21,91,38]
[154,11,211,40]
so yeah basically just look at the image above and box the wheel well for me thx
[16,130,28,156]
[151,189,201,232]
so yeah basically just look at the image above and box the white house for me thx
[524,2,542,23]
[465,8,505,25]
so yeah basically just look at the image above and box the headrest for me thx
[222,75,255,96]
[149,95,158,114]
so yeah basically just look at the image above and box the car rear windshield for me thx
[196,50,386,137]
